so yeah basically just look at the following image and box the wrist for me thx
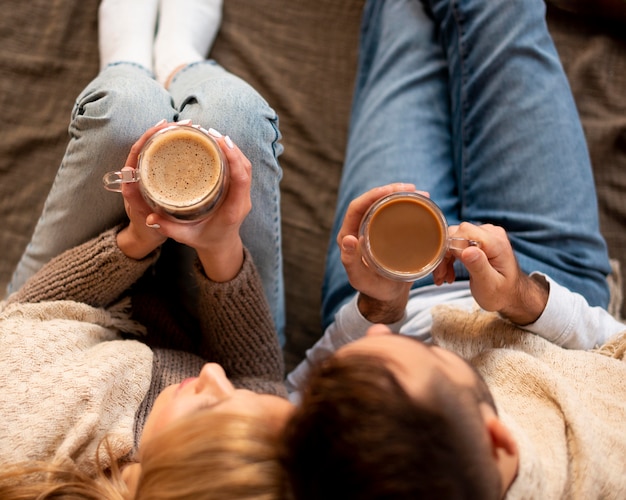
[196,237,244,282]
[499,273,549,326]
[116,224,163,260]
[357,289,409,324]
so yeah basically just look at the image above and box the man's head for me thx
[282,325,518,500]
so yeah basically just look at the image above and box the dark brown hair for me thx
[281,353,501,500]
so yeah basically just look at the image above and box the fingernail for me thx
[208,127,222,138]
[177,119,192,125]
[225,135,234,149]
[146,222,161,229]
[153,118,167,127]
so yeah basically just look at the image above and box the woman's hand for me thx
[339,183,421,324]
[116,120,171,260]
[433,222,548,324]
[145,131,251,282]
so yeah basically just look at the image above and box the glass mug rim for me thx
[358,191,449,282]
[102,124,228,222]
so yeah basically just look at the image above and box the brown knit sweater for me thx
[2,226,286,471]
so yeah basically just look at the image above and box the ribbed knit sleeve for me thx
[194,248,287,398]
[7,225,159,308]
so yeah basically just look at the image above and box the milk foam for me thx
[140,127,221,209]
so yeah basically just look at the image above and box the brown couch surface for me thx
[0,0,624,372]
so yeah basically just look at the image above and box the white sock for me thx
[98,0,159,71]
[154,0,223,86]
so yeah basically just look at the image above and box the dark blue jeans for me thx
[322,0,611,328]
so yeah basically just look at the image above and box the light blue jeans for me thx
[322,0,611,328]
[8,62,286,343]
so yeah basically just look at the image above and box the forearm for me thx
[195,248,285,389]
[7,226,158,307]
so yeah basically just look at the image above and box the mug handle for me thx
[448,237,480,255]
[102,169,140,192]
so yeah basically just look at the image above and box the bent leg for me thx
[7,63,174,294]
[322,0,454,327]
[168,61,286,342]
[427,0,611,307]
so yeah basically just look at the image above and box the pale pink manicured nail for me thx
[208,127,223,138]
[224,136,234,149]
[153,118,167,127]
[146,222,161,229]
[178,119,192,125]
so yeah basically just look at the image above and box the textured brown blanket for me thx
[431,304,626,498]
[0,0,624,369]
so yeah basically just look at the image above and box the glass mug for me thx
[358,192,479,282]
[103,124,229,222]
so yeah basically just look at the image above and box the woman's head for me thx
[0,362,293,499]
[139,363,292,448]
[127,362,294,498]
[133,411,291,500]
[0,412,291,500]
[281,326,517,500]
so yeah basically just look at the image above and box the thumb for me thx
[120,168,144,205]
[340,235,362,270]
[460,246,493,281]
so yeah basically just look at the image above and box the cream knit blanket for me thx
[0,299,153,475]
[431,305,626,499]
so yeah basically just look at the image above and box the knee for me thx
[181,74,280,145]
[71,67,174,144]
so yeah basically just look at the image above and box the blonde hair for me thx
[0,412,288,500]
[136,411,289,500]
[0,439,128,500]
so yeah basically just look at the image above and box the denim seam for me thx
[104,61,155,79]
[452,0,469,218]
[169,60,219,87]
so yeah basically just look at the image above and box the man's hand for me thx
[339,183,421,324]
[433,222,549,325]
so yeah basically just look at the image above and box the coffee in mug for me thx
[103,124,228,222]
[359,192,477,281]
